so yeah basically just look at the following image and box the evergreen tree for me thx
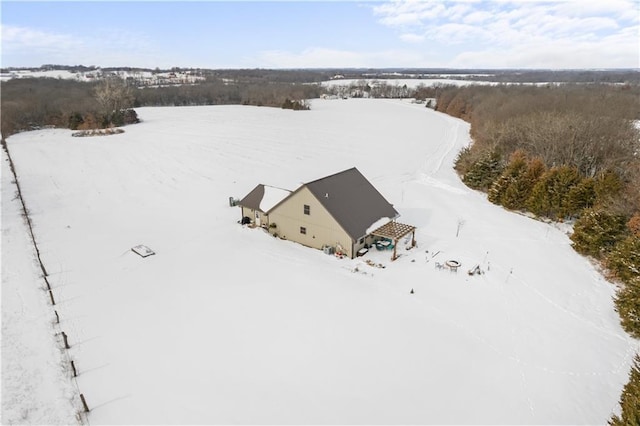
[609,354,640,425]
[526,166,582,219]
[502,156,546,210]
[614,278,640,339]
[463,150,503,190]
[570,209,629,257]
[488,150,527,205]
[565,177,597,218]
[595,170,624,208]
[607,236,640,283]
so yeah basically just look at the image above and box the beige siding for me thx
[269,187,354,257]
[240,206,269,227]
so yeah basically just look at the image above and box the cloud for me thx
[463,10,492,24]
[400,33,426,43]
[1,24,169,68]
[2,25,84,54]
[451,25,640,68]
[370,0,640,68]
[373,1,447,27]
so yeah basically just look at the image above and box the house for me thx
[238,168,416,259]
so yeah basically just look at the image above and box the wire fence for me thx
[2,138,90,425]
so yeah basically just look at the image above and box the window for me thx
[300,226,307,235]
[303,204,310,215]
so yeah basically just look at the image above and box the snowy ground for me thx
[3,98,637,424]
[2,149,79,424]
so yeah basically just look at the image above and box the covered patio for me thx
[370,221,417,261]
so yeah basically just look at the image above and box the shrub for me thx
[281,98,309,110]
[68,112,84,130]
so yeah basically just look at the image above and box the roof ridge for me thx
[304,166,358,186]
[262,184,292,192]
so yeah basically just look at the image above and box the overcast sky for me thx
[2,0,638,69]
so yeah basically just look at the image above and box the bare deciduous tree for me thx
[94,77,133,125]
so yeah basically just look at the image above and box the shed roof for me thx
[238,184,291,213]
[304,167,399,240]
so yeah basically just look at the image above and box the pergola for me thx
[370,221,417,261]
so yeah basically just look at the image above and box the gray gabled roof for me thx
[238,184,266,211]
[304,167,399,240]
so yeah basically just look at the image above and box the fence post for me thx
[55,310,60,324]
[71,360,77,377]
[80,394,90,412]
[49,290,55,305]
[61,331,70,349]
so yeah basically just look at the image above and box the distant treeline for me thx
[134,78,322,107]
[5,64,639,84]
[0,77,325,136]
[1,68,448,137]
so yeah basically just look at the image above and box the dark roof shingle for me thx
[305,167,398,240]
[238,184,265,211]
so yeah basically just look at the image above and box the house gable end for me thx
[305,167,399,240]
[268,186,353,255]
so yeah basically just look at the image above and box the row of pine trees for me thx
[441,84,640,423]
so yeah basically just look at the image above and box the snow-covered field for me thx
[3,98,637,424]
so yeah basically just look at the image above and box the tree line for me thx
[436,83,640,424]
[0,77,324,138]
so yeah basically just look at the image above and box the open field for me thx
[3,98,637,424]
